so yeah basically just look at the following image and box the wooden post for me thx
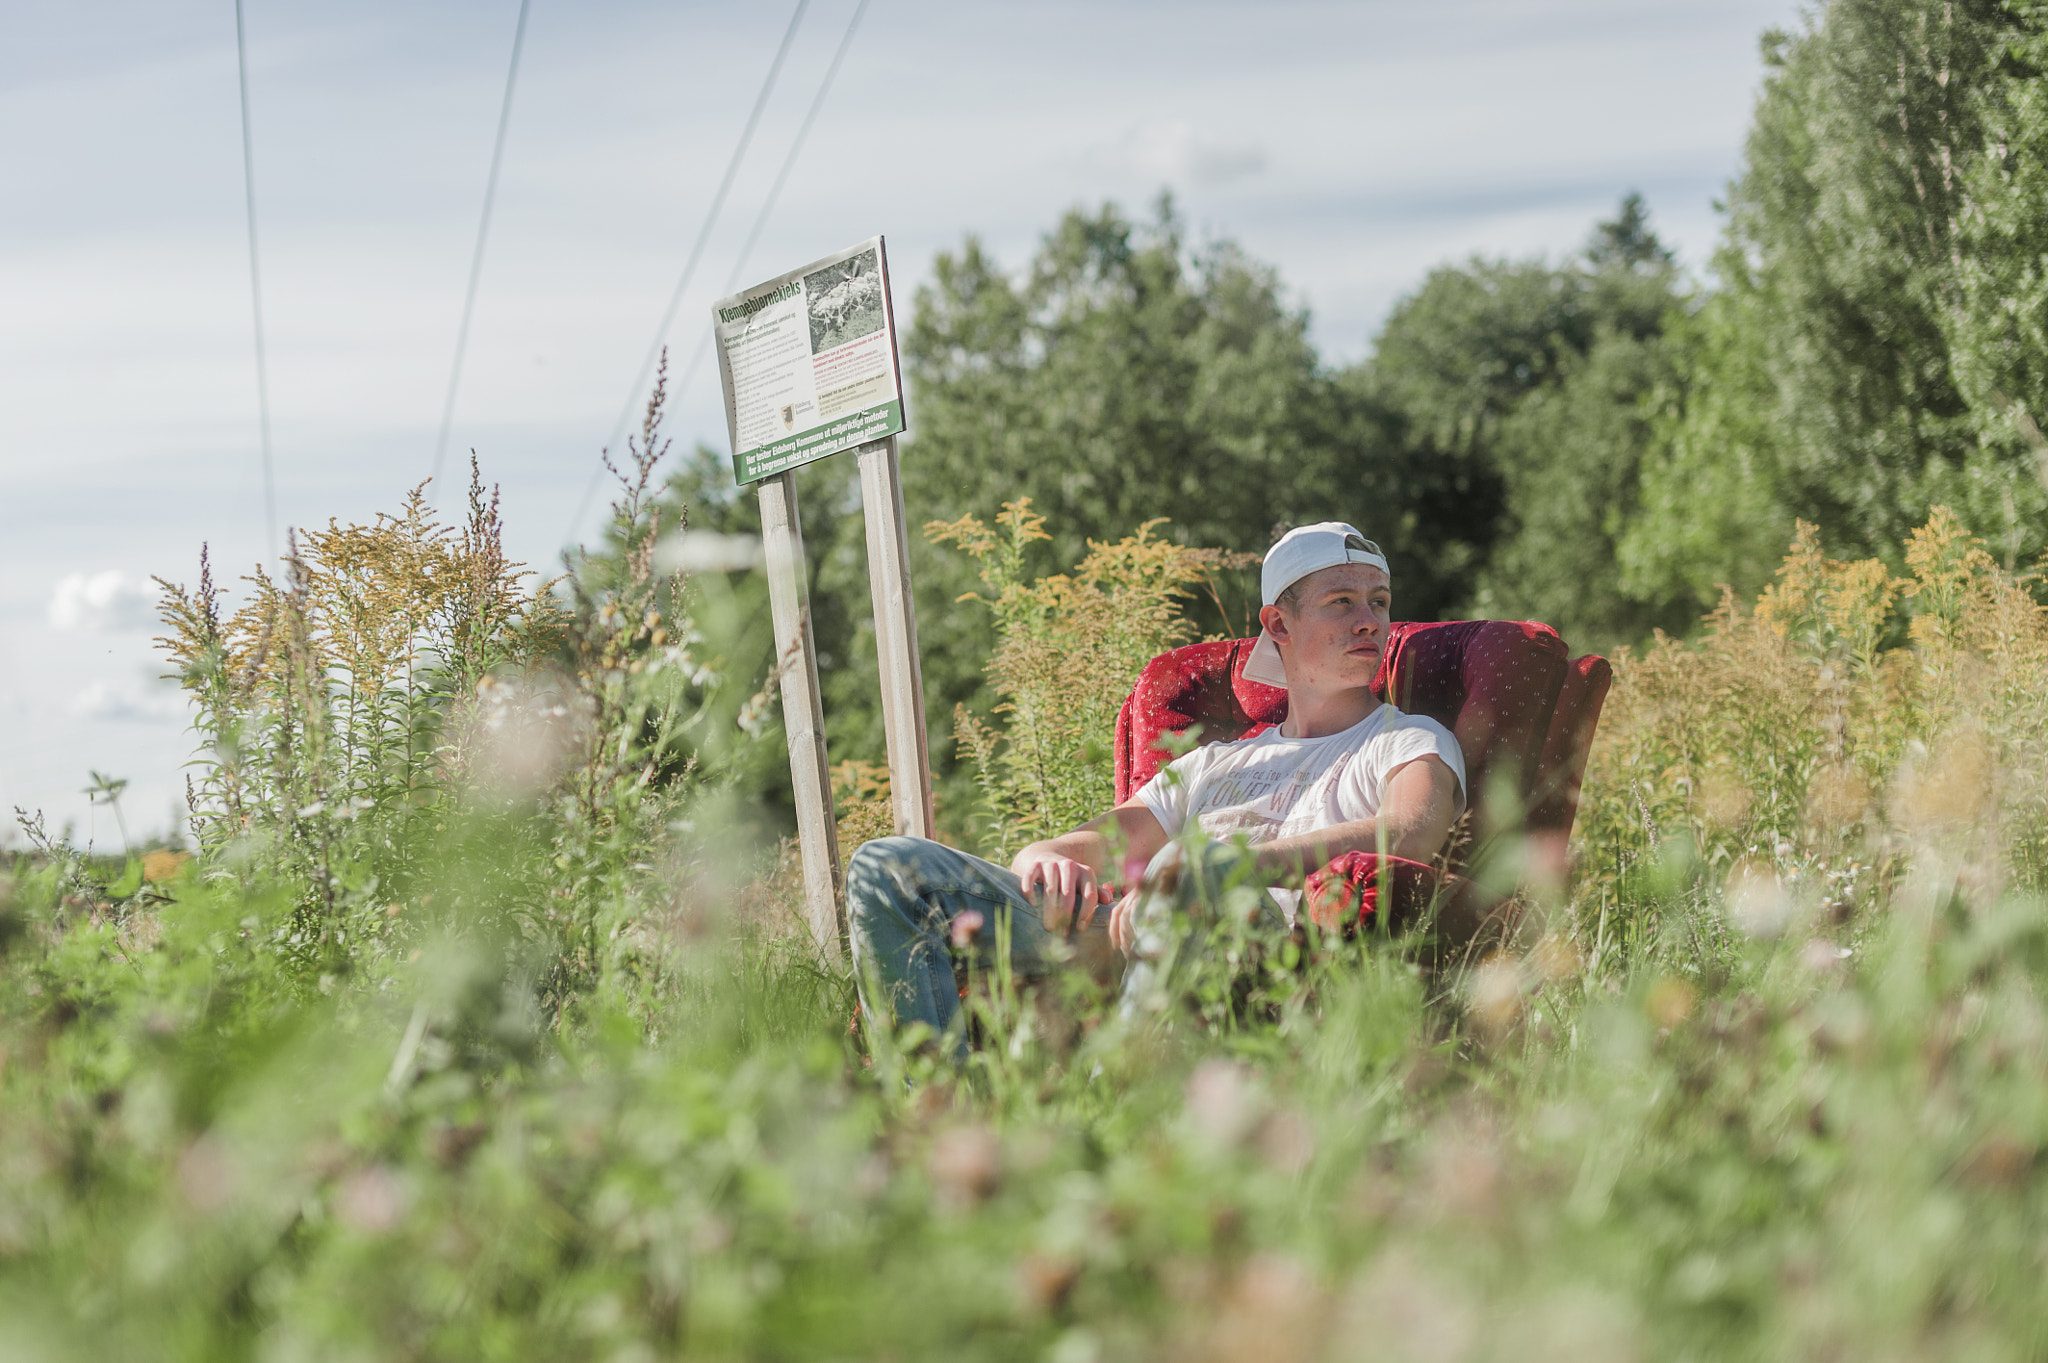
[757,471,844,956]
[855,435,935,840]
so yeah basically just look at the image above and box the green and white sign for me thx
[713,235,906,485]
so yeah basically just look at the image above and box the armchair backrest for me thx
[1112,621,1613,864]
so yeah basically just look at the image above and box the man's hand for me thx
[1010,844,1114,935]
[1110,840,1187,954]
[1109,888,1143,954]
[1008,806,1172,937]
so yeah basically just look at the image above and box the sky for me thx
[0,0,1796,847]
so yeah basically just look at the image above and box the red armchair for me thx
[1112,621,1612,943]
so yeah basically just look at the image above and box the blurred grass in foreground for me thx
[3,456,2047,1358]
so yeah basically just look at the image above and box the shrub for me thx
[1575,506,2048,968]
[928,498,1251,858]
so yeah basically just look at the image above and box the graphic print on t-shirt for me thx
[1192,747,1360,844]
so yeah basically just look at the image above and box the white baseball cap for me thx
[1242,522,1390,687]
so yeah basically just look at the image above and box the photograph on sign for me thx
[712,236,906,485]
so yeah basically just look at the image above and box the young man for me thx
[847,522,1466,1044]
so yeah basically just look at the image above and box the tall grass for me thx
[2,487,2046,1359]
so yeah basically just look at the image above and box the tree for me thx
[1352,196,1694,650]
[902,200,1474,615]
[900,200,1483,745]
[1948,1,2048,562]
[1622,0,2044,604]
[1587,191,1677,272]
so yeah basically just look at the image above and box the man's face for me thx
[1260,563,1392,691]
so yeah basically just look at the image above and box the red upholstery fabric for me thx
[1112,621,1611,867]
[1376,621,1567,834]
[1530,654,1613,834]
[1301,853,1446,934]
[1112,638,1286,801]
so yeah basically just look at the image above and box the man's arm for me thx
[1100,756,1460,954]
[1011,802,1172,933]
[1249,755,1460,877]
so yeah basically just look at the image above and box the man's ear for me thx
[1259,603,1291,644]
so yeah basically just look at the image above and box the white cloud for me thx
[68,678,187,724]
[48,570,162,633]
[1090,120,1268,188]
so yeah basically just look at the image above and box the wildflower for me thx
[1015,1251,1081,1315]
[176,1137,236,1215]
[1891,725,1996,835]
[1646,977,1696,1028]
[1799,939,1852,974]
[1194,1253,1327,1363]
[928,1126,1002,1209]
[1333,1248,1479,1363]
[1806,763,1869,828]
[1422,1122,1504,1222]
[1256,1108,1316,1175]
[140,849,190,883]
[1525,933,1580,983]
[333,1165,410,1234]
[1185,1059,1262,1147]
[1956,1132,2036,1190]
[950,909,985,949]
[1467,955,1522,1035]
[1724,859,1790,938]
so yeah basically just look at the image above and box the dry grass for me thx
[1574,506,2048,962]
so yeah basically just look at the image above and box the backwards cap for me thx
[1242,522,1389,688]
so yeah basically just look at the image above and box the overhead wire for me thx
[429,0,535,497]
[233,0,278,559]
[563,0,812,546]
[670,0,872,411]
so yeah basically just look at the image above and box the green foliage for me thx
[904,201,1409,605]
[665,4,2048,835]
[152,460,568,990]
[1356,195,1695,650]
[1626,0,2048,602]
[148,371,782,1022]
[661,200,1445,839]
[25,4,2048,1347]
[9,481,2048,1358]
[1950,3,2048,502]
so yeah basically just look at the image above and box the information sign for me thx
[713,236,905,485]
[709,234,933,959]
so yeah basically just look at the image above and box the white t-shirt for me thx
[1133,704,1466,920]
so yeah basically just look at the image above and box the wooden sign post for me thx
[757,471,843,950]
[856,434,935,839]
[712,237,929,954]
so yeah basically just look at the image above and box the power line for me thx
[563,0,811,547]
[429,0,534,496]
[233,0,277,559]
[671,0,872,407]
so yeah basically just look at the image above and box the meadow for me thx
[4,361,2046,1359]
[13,5,2048,1349]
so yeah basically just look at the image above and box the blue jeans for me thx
[846,835,1285,1052]
[846,837,1113,1048]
